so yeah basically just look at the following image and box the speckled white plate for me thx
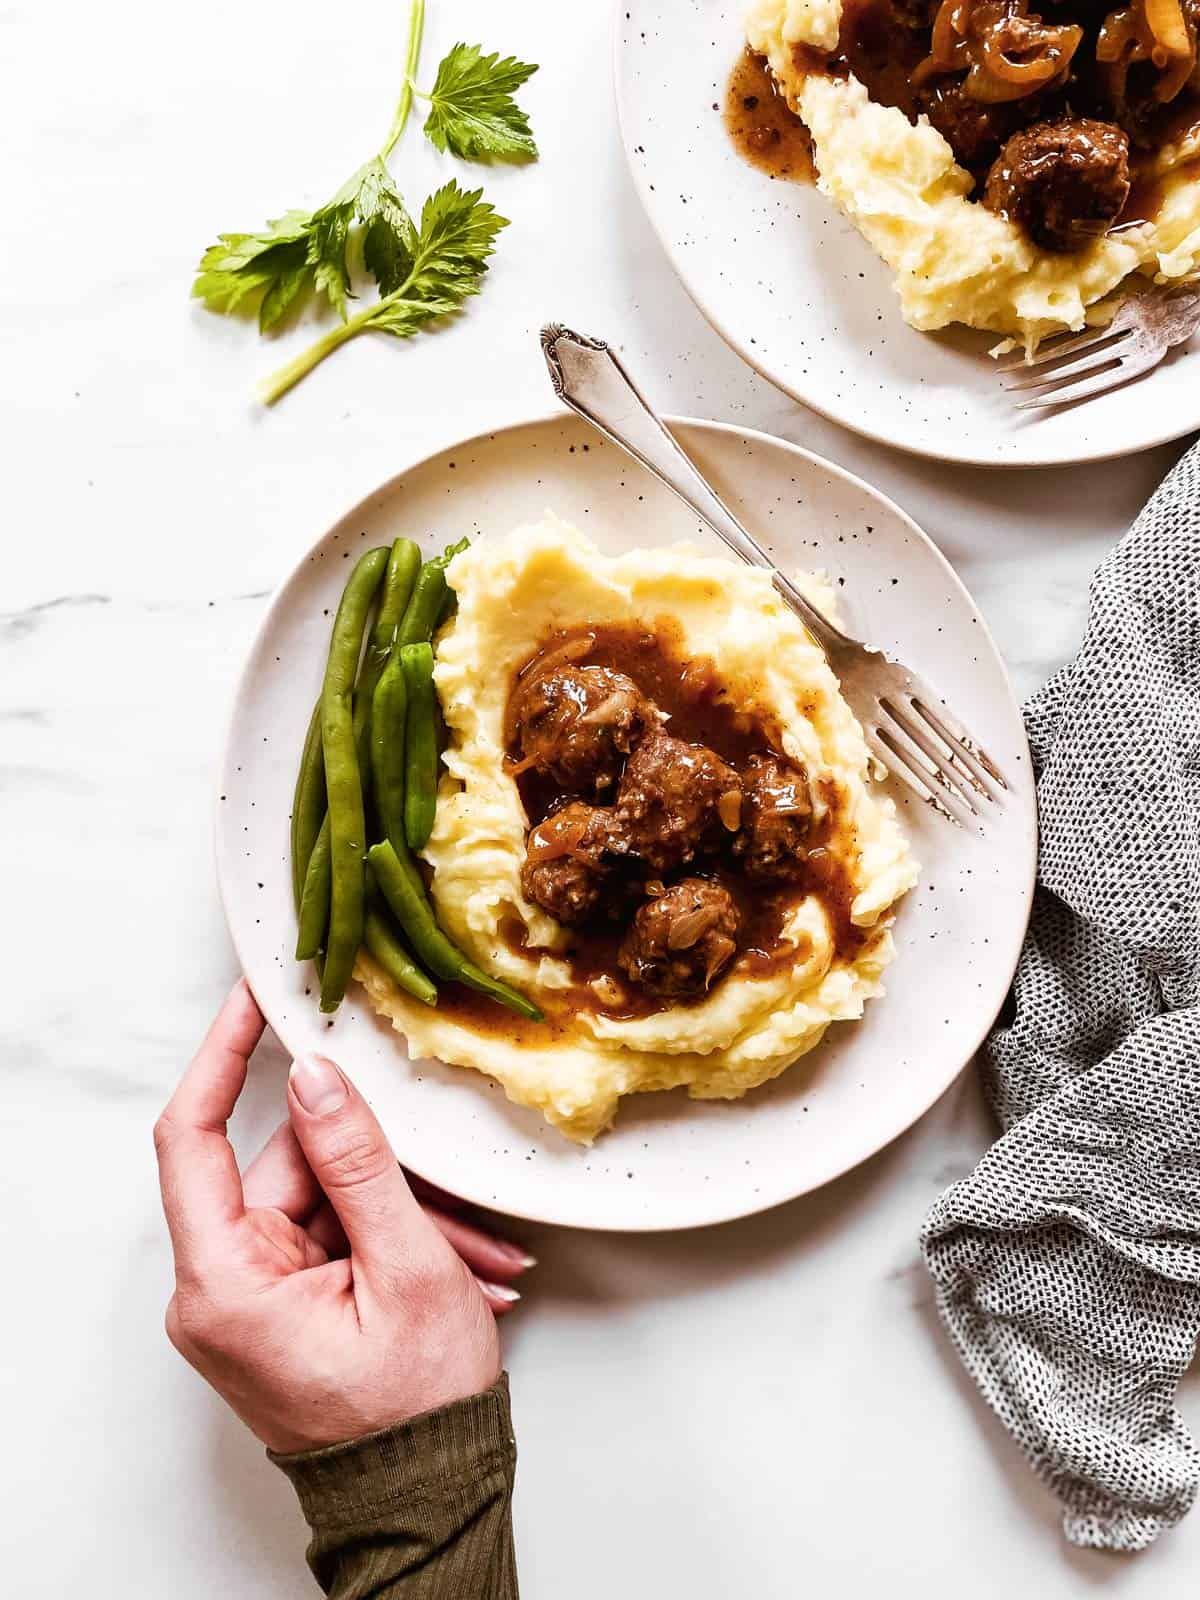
[216,414,1036,1230]
[614,0,1200,467]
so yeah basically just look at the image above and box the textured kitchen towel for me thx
[922,438,1200,1552]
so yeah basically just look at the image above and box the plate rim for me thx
[214,408,1037,1230]
[609,0,1199,470]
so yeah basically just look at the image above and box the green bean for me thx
[452,957,543,1022]
[318,545,390,1013]
[366,839,459,980]
[367,839,543,1022]
[396,537,469,647]
[290,700,326,912]
[401,644,437,850]
[295,540,433,966]
[371,641,409,854]
[363,894,437,1007]
[355,538,420,742]
[295,813,331,960]
[351,539,420,852]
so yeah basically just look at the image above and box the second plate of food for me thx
[615,0,1200,467]
[217,414,1035,1230]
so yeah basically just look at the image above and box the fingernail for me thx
[290,1054,348,1117]
[478,1279,522,1303]
[495,1240,538,1270]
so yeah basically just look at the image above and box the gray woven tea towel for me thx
[921,438,1200,1553]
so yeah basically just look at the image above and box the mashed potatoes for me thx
[356,516,918,1143]
[745,0,1200,345]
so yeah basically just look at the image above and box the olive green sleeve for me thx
[269,1375,518,1598]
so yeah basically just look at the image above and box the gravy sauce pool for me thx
[725,50,817,181]
[1112,155,1200,233]
[429,620,864,1037]
[1111,170,1167,234]
[724,15,917,187]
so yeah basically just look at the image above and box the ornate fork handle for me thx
[540,324,855,661]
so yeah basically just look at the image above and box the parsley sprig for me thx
[257,182,507,405]
[192,0,538,404]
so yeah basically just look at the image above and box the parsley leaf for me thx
[306,184,359,321]
[422,44,539,163]
[356,159,418,297]
[193,213,315,332]
[402,182,506,308]
[365,181,507,337]
[192,160,415,330]
[258,182,507,403]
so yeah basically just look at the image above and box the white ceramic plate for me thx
[614,0,1200,467]
[216,414,1036,1230]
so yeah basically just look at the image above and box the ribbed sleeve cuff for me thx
[268,1375,515,1534]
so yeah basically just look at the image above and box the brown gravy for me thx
[431,976,577,1048]
[1111,156,1200,233]
[827,0,924,120]
[724,49,817,181]
[728,12,1200,239]
[1111,171,1166,234]
[723,16,920,187]
[512,617,784,826]
[438,620,865,1033]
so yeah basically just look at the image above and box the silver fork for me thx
[540,323,1005,828]
[1001,283,1200,409]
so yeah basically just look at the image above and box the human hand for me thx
[155,981,534,1453]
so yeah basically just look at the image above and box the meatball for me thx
[983,118,1131,252]
[915,82,1045,177]
[520,802,618,927]
[511,663,648,796]
[612,729,743,874]
[619,879,740,999]
[733,754,814,883]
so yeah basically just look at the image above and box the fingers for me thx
[423,1206,535,1285]
[242,1122,322,1221]
[422,1209,532,1316]
[476,1278,522,1315]
[286,1054,437,1288]
[283,1054,535,1313]
[306,1200,349,1259]
[239,1099,536,1294]
[300,1196,531,1300]
[155,981,264,1279]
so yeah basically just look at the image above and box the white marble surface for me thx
[4,0,1198,1593]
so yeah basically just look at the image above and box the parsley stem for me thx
[379,0,426,161]
[258,246,429,403]
[257,316,363,406]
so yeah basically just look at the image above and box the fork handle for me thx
[540,324,853,657]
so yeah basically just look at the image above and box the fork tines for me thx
[1000,324,1142,410]
[995,283,1200,410]
[996,321,1128,375]
[869,693,1004,829]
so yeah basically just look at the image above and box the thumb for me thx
[287,1054,434,1284]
